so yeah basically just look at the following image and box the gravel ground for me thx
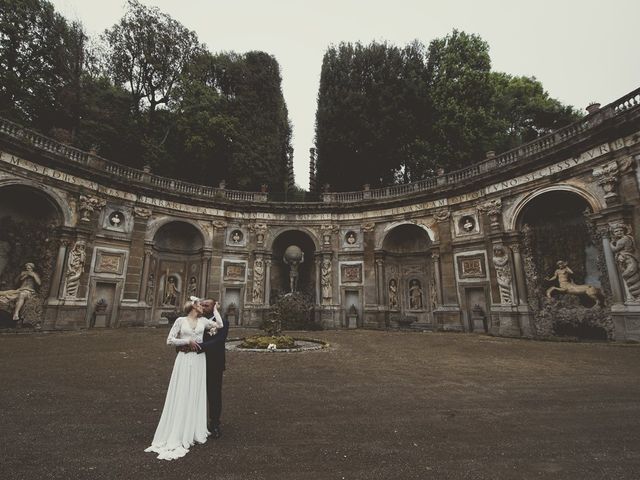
[1,328,640,480]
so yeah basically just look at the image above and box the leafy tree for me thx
[165,51,239,184]
[314,31,578,191]
[489,73,579,151]
[425,30,495,172]
[315,41,430,191]
[0,0,84,134]
[73,75,144,166]
[101,0,201,125]
[211,51,291,191]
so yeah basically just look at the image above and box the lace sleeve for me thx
[166,317,189,346]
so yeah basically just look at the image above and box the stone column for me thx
[431,252,443,306]
[48,233,72,301]
[375,254,385,305]
[510,243,528,306]
[264,257,272,305]
[138,245,153,302]
[200,249,211,298]
[315,255,322,305]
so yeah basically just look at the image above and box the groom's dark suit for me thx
[198,315,229,430]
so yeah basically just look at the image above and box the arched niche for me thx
[149,221,207,321]
[516,189,609,339]
[380,224,433,317]
[509,184,602,232]
[153,221,204,254]
[270,230,317,302]
[0,184,65,325]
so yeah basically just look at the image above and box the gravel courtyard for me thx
[1,328,639,480]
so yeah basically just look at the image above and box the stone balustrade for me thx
[1,86,639,205]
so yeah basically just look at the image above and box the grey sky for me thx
[51,0,640,190]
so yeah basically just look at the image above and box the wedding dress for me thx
[145,312,222,460]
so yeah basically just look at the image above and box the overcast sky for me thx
[51,0,640,190]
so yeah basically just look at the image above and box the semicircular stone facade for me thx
[1,88,640,341]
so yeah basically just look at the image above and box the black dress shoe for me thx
[210,425,221,439]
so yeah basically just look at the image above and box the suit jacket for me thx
[198,315,229,371]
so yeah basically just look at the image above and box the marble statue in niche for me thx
[388,279,398,309]
[146,272,155,305]
[0,262,41,320]
[187,276,198,298]
[545,260,602,307]
[283,245,304,293]
[163,275,180,306]
[461,216,475,233]
[409,279,423,309]
[231,230,243,244]
[108,211,125,228]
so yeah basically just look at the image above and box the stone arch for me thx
[265,226,321,252]
[379,222,433,319]
[0,178,72,227]
[145,216,211,249]
[269,228,319,300]
[378,220,436,249]
[508,184,603,231]
[513,186,609,338]
[0,180,71,325]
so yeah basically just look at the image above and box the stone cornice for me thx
[0,87,639,216]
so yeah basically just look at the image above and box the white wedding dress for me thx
[145,312,223,460]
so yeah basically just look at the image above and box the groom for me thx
[197,299,229,438]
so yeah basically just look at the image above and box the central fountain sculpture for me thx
[283,245,304,293]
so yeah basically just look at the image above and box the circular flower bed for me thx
[228,336,328,353]
[239,335,296,350]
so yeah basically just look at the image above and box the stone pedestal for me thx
[93,313,108,328]
[490,305,534,338]
[611,303,640,341]
[433,305,463,331]
[470,305,486,333]
[347,313,358,329]
[492,305,521,337]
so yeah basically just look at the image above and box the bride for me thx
[145,296,223,460]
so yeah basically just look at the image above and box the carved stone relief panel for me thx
[78,194,106,223]
[319,224,339,247]
[252,254,265,304]
[340,262,363,284]
[491,245,514,304]
[454,251,489,282]
[93,249,126,275]
[64,240,86,298]
[249,222,268,246]
[222,260,247,283]
[609,222,640,302]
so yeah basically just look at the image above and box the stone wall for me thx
[1,88,640,340]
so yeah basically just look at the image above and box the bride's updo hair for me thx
[183,298,199,314]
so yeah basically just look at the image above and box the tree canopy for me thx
[0,0,292,191]
[314,31,580,191]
